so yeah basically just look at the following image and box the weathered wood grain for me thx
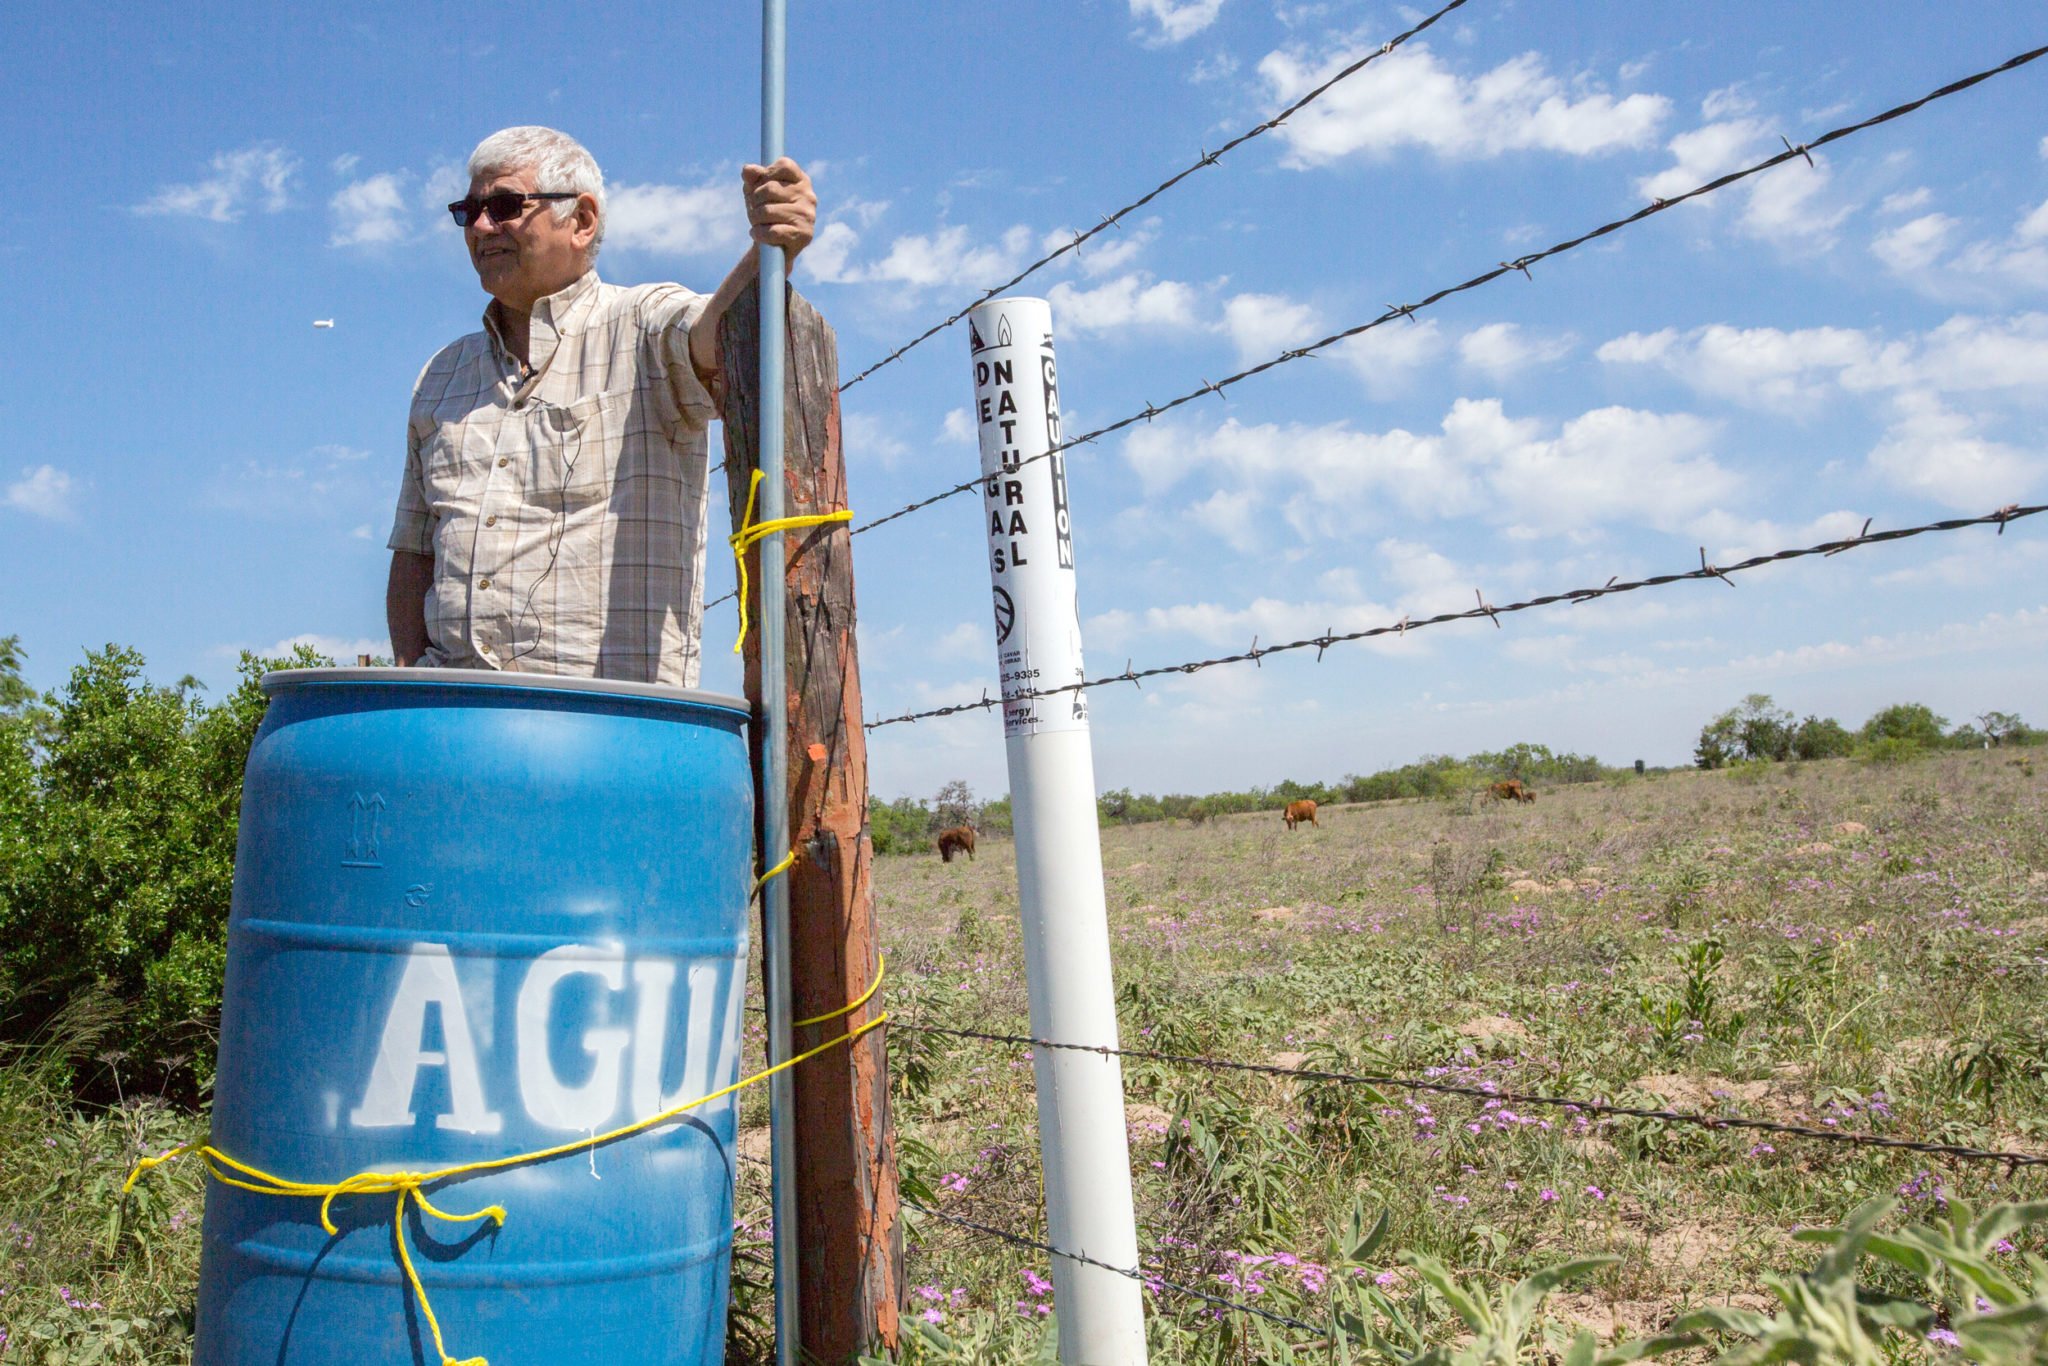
[719,278,901,1361]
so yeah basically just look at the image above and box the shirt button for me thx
[497,456,509,468]
[477,578,492,590]
[485,515,498,527]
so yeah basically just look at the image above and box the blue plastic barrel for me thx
[196,668,754,1365]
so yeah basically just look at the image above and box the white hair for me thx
[467,126,608,257]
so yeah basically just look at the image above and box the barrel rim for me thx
[260,667,749,715]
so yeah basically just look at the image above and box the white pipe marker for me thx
[967,296,1148,1366]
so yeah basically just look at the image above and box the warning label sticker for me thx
[968,298,1088,738]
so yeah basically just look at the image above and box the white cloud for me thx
[206,445,382,521]
[1219,291,1320,365]
[136,144,299,221]
[1872,539,2048,589]
[843,413,910,471]
[331,153,361,177]
[1716,607,2048,680]
[1700,85,1756,121]
[1871,213,1957,275]
[942,409,977,444]
[1088,587,1408,656]
[605,180,747,257]
[5,465,77,520]
[814,223,1033,292]
[1487,404,1735,532]
[1260,45,1669,166]
[1637,118,1767,201]
[1598,315,2048,408]
[1121,397,1733,539]
[330,173,411,247]
[1880,187,1932,215]
[798,221,860,283]
[1373,538,1483,615]
[1043,219,1159,277]
[1739,155,1850,243]
[1598,321,1883,411]
[1687,508,1871,564]
[1457,322,1573,377]
[262,633,388,663]
[1129,0,1226,45]
[932,621,987,662]
[1048,273,1201,336]
[1637,119,1850,245]
[422,162,469,213]
[1866,392,2042,510]
[1333,318,1448,398]
[2019,200,2048,244]
[1867,196,2048,297]
[1598,316,2047,512]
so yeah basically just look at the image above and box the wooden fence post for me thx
[719,278,902,1362]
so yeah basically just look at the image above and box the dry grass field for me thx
[7,747,2046,1362]
[737,747,2048,1361]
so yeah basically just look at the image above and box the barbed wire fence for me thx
[890,1021,2048,1171]
[724,37,2048,1346]
[866,503,2045,728]
[840,998,2048,1341]
[705,44,2046,619]
[847,43,2048,540]
[833,0,1472,395]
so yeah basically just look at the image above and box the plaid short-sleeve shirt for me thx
[387,269,718,686]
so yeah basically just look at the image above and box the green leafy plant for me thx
[1673,1197,2048,1364]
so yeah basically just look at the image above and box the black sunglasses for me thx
[446,190,580,228]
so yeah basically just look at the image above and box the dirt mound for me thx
[1252,905,1296,922]
[1125,1103,1173,1134]
[1832,822,1869,836]
[1633,1073,1771,1111]
[1791,841,1837,856]
[1457,1014,1532,1044]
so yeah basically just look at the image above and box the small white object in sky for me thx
[313,319,335,328]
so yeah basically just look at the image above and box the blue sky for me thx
[4,1,2045,800]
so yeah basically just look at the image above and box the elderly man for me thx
[385,125,816,685]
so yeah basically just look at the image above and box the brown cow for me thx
[1283,799,1319,830]
[936,826,977,863]
[1487,779,1536,804]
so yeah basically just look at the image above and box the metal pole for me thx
[758,3,800,1364]
[965,297,1148,1365]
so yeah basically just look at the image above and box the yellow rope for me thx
[126,960,887,1366]
[752,848,797,900]
[794,953,886,1029]
[746,851,885,1028]
[728,468,853,653]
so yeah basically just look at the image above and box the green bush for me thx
[0,642,323,1093]
[1860,701,1948,749]
[869,795,934,855]
[1857,735,1926,766]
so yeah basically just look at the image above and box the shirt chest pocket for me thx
[530,389,629,508]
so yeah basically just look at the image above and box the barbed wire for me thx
[849,43,2048,540]
[890,1020,2048,1170]
[902,1197,1329,1336]
[744,1144,1326,1332]
[864,502,2043,729]
[835,0,1474,396]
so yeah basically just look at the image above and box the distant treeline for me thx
[870,742,1622,851]
[1694,694,2041,769]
